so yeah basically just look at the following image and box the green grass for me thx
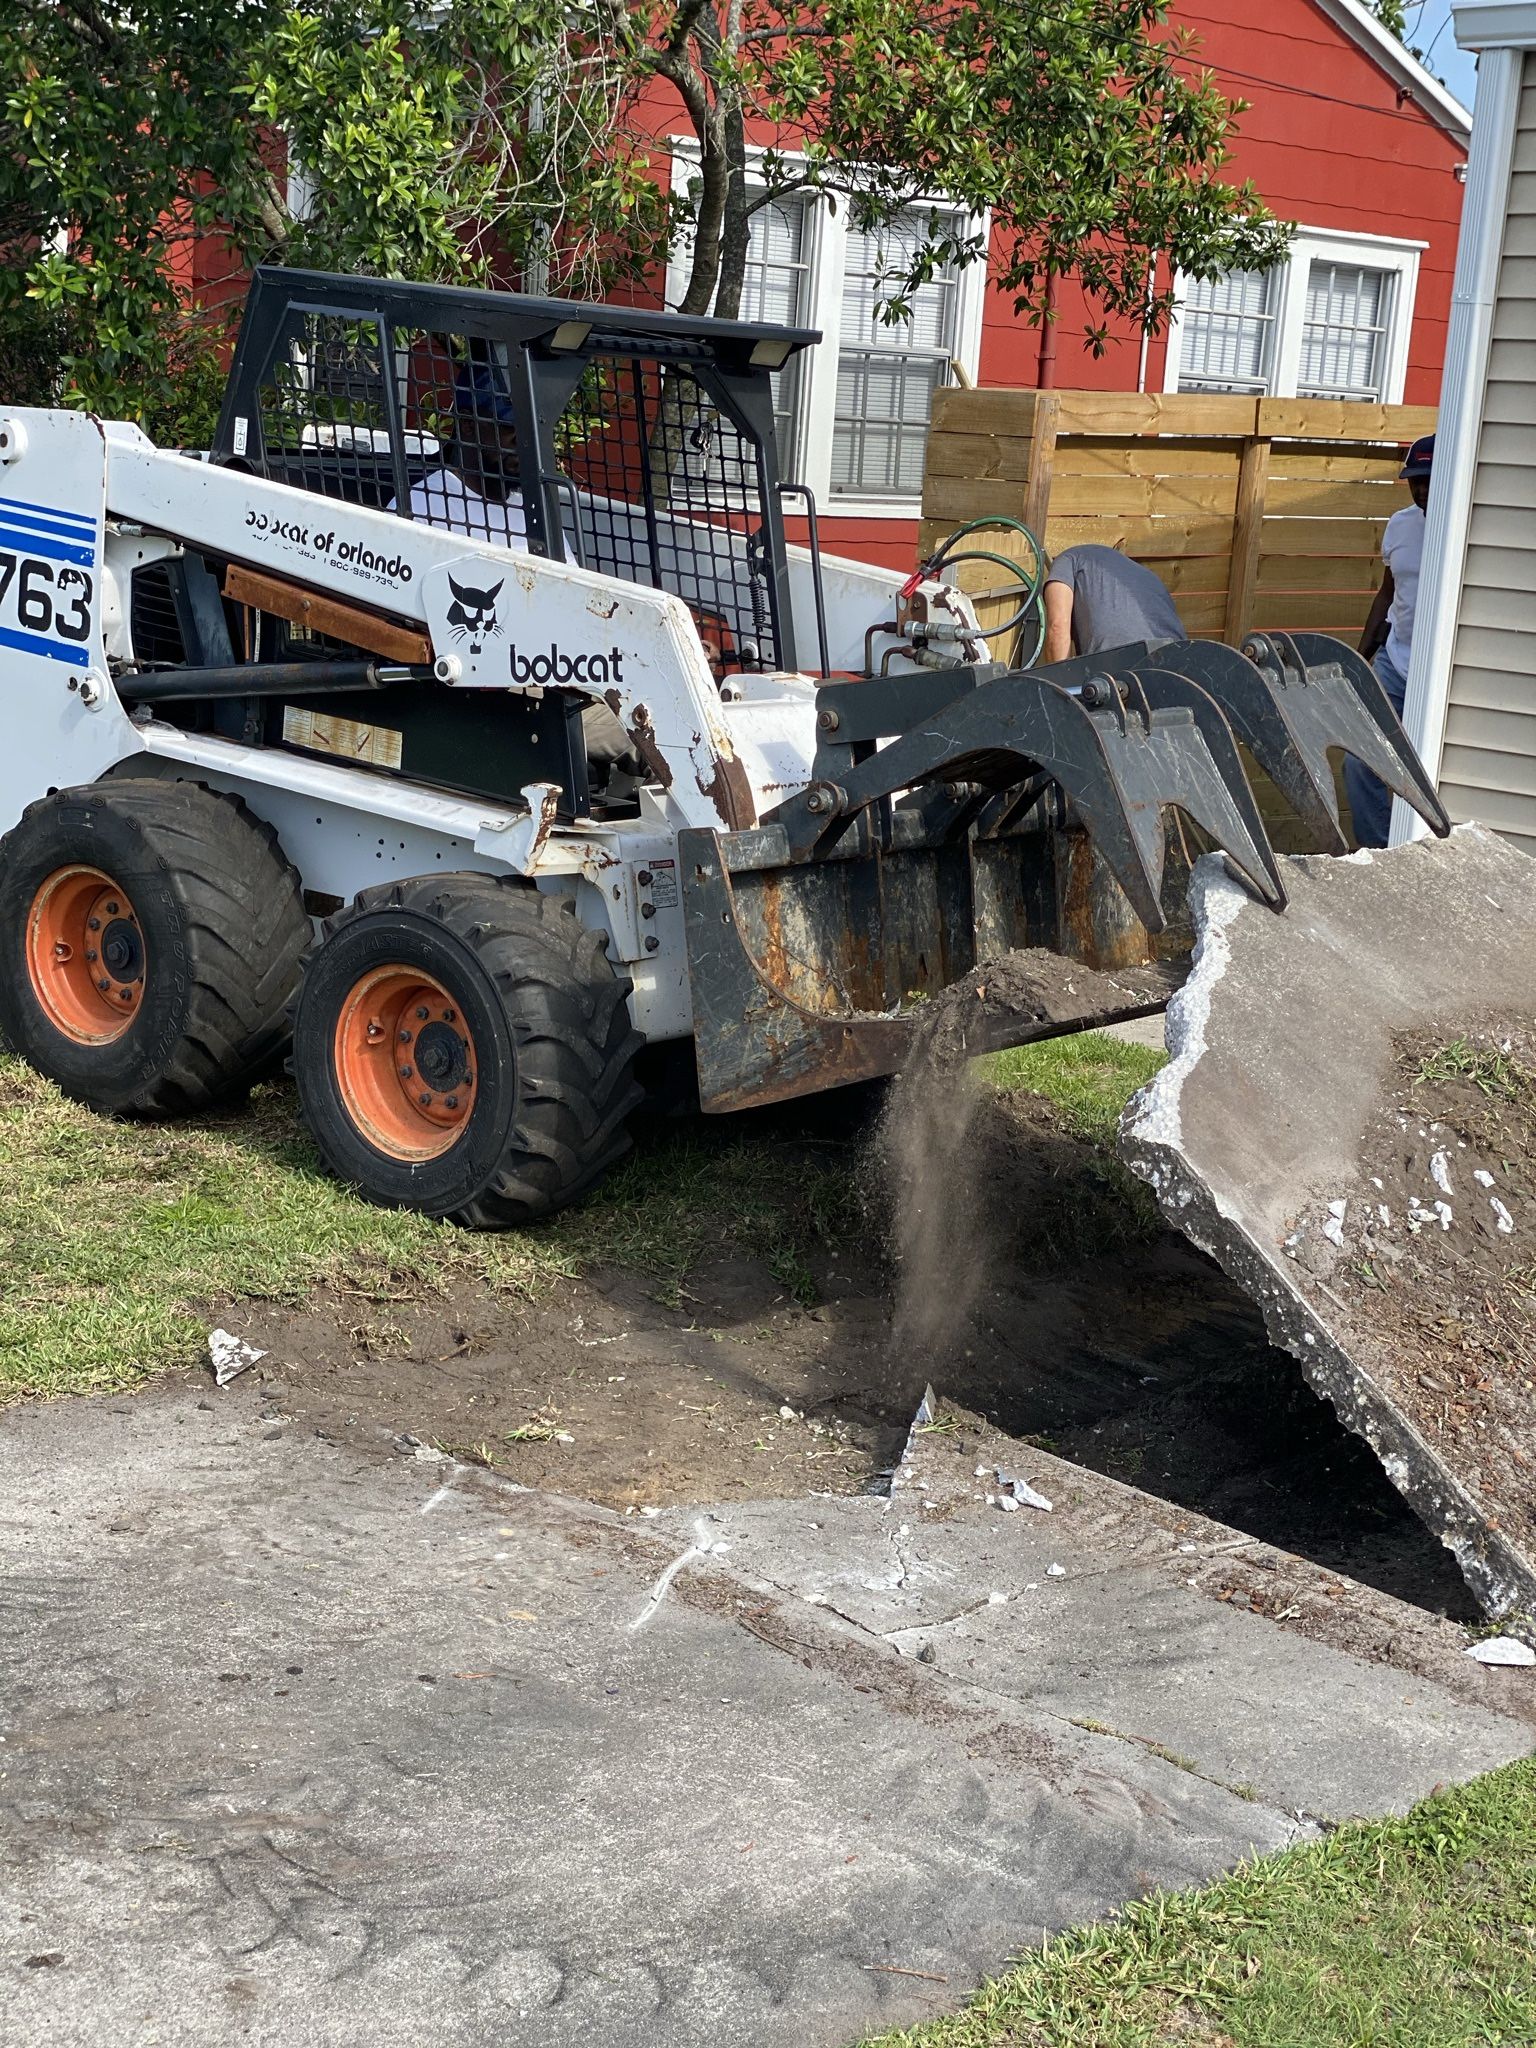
[0,1056,861,1400]
[861,1759,1536,2048]
[1415,1037,1529,1105]
[984,1030,1168,1259]
[0,1030,1159,1403]
[986,1030,1166,1147]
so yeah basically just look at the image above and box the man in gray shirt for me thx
[1042,544,1187,663]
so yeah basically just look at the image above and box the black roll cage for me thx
[213,266,823,673]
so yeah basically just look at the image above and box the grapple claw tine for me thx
[1246,631,1452,841]
[1131,639,1351,854]
[1130,669,1288,911]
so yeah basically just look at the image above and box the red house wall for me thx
[633,0,1466,572]
[985,0,1467,407]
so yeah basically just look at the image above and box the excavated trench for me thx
[209,1078,1477,1627]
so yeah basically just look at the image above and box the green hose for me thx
[924,515,1048,669]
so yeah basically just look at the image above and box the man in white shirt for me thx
[392,360,527,547]
[1348,434,1433,847]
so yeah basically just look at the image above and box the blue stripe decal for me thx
[0,623,89,667]
[0,493,96,537]
[0,525,95,567]
[0,502,98,545]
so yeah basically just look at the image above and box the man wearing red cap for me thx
[1351,434,1434,846]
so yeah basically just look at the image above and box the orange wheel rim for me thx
[333,965,479,1161]
[26,866,146,1044]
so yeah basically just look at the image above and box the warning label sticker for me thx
[282,707,404,772]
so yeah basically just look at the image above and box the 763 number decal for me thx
[0,551,93,645]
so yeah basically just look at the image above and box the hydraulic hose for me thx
[923,515,1047,669]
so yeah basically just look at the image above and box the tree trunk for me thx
[712,105,751,321]
[677,131,728,316]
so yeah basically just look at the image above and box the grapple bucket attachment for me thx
[680,629,1452,1113]
[768,665,1284,933]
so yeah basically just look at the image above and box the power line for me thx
[1210,61,1464,130]
[1420,13,1454,66]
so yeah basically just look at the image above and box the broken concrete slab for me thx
[1121,825,1536,1626]
[664,1414,1531,1824]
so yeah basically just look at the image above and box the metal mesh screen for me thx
[388,329,528,547]
[245,308,782,669]
[558,356,779,671]
[255,315,399,507]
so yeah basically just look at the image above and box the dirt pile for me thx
[1285,1023,1536,1566]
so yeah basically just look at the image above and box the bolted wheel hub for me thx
[332,965,479,1162]
[413,1019,470,1095]
[100,918,144,987]
[25,866,146,1043]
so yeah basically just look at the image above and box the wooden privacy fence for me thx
[918,388,1438,650]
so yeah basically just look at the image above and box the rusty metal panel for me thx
[681,825,1174,1113]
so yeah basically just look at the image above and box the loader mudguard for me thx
[765,667,1284,933]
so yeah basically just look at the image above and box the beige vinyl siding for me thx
[1443,56,1536,856]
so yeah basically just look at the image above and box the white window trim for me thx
[1163,224,1426,403]
[665,140,986,520]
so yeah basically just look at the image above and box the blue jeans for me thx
[1343,646,1408,849]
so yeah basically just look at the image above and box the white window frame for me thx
[1164,225,1425,403]
[666,141,987,520]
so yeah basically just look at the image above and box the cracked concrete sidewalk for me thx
[2,1386,1531,2048]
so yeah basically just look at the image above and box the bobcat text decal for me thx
[508,643,626,687]
[243,507,414,590]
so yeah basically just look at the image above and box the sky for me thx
[1406,0,1480,109]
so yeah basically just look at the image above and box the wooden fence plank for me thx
[1048,473,1240,518]
[924,431,1036,481]
[1257,399,1436,440]
[1054,392,1258,436]
[921,474,1032,522]
[1258,517,1391,557]
[1172,593,1230,632]
[1159,555,1233,594]
[1224,435,1272,646]
[1042,513,1236,557]
[1249,592,1373,630]
[1265,478,1405,517]
[1256,554,1382,592]
[1061,439,1244,479]
[1021,393,1060,542]
[1265,451,1408,482]
[930,387,1041,436]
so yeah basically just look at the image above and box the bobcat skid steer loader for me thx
[0,268,1449,1223]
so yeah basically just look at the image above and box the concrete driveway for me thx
[2,1385,1529,2047]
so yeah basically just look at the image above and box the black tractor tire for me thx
[0,779,310,1114]
[291,875,644,1225]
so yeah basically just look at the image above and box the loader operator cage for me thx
[214,268,821,675]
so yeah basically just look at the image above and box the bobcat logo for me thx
[445,573,504,656]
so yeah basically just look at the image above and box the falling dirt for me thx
[881,949,1168,1359]
[1287,1021,1536,1566]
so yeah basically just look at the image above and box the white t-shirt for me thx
[1383,502,1425,675]
[391,466,527,549]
